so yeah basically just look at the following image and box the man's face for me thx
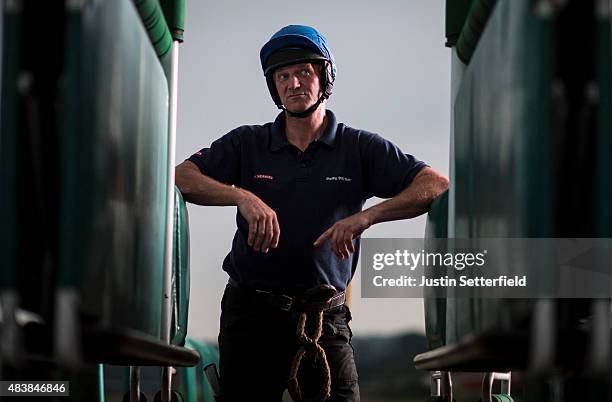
[273,62,322,112]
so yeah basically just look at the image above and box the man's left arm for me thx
[314,167,449,259]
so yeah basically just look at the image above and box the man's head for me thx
[260,25,337,118]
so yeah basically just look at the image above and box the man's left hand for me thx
[313,211,373,260]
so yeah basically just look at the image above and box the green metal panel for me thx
[453,0,555,239]
[160,0,185,42]
[134,0,173,57]
[456,0,498,64]
[448,0,555,343]
[171,187,190,346]
[425,191,449,239]
[184,364,197,402]
[0,2,21,291]
[424,192,448,350]
[445,0,474,47]
[60,0,169,338]
[184,338,220,402]
[428,1,609,355]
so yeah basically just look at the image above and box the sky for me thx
[176,0,451,342]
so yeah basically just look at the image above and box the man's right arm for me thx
[175,160,243,206]
[175,160,280,252]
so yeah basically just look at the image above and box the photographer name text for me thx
[372,275,527,287]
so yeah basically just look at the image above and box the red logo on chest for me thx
[254,174,274,180]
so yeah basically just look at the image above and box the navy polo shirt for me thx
[188,110,426,293]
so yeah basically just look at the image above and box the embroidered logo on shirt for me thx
[325,176,352,182]
[254,174,274,180]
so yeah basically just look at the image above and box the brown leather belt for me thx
[227,277,346,312]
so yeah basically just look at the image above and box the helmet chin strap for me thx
[280,93,327,118]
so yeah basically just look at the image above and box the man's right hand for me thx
[175,161,280,253]
[235,189,280,253]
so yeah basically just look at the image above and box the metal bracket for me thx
[430,371,453,402]
[482,371,512,402]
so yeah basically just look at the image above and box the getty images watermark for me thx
[372,248,526,288]
[361,238,612,298]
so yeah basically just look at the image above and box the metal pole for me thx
[161,39,180,402]
[162,40,179,345]
[130,366,141,402]
[98,364,105,402]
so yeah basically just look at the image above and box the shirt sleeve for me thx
[186,129,242,185]
[360,132,428,199]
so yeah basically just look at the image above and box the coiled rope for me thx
[288,310,331,402]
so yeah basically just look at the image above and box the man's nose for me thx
[288,74,301,89]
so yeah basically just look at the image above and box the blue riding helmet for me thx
[260,25,337,117]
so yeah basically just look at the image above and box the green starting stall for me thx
[0,1,205,401]
[416,1,611,402]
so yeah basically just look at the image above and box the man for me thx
[176,25,448,402]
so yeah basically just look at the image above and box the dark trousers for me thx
[218,283,360,402]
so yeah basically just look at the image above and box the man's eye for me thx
[278,73,288,80]
[300,69,310,76]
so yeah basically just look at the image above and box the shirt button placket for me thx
[296,151,309,180]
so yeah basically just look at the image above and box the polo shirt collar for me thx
[269,109,338,151]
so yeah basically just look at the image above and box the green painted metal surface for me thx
[60,0,169,338]
[424,192,449,350]
[445,0,474,47]
[171,187,190,346]
[453,0,555,239]
[161,0,185,42]
[451,0,555,343]
[425,0,557,347]
[456,0,498,64]
[426,1,610,354]
[0,3,20,291]
[425,191,449,239]
[134,0,173,57]
[184,338,220,402]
